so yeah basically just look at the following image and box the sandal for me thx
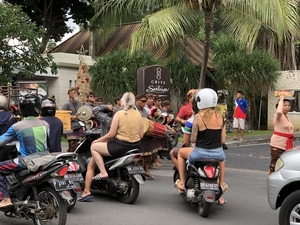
[174,179,185,194]
[221,183,228,192]
[217,197,228,206]
[155,162,163,167]
[92,174,109,181]
[143,172,154,180]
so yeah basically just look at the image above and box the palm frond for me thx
[130,4,201,56]
[223,0,300,50]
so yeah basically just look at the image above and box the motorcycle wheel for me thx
[117,170,140,204]
[198,200,212,217]
[67,190,77,213]
[279,189,300,225]
[173,170,180,184]
[33,186,67,225]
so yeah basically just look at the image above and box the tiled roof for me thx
[50,22,212,68]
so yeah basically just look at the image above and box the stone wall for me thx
[268,70,300,131]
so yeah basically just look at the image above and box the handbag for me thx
[18,151,56,172]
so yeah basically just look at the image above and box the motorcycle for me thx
[75,128,145,204]
[53,152,84,212]
[1,157,80,225]
[173,159,224,217]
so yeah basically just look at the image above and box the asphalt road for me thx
[1,142,293,225]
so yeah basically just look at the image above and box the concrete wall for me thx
[35,53,95,109]
[268,70,300,131]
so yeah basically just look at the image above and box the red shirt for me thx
[177,103,193,120]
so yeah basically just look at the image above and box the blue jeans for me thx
[187,147,226,167]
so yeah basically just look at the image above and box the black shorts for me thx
[107,138,141,157]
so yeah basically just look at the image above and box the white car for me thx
[267,145,300,225]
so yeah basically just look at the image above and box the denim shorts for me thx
[187,147,226,166]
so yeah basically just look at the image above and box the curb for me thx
[226,136,300,148]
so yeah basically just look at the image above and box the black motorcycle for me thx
[2,158,79,225]
[75,128,145,204]
[173,159,224,217]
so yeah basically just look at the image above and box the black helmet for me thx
[41,98,56,116]
[19,94,41,117]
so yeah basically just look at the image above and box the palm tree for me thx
[222,0,300,70]
[90,0,300,87]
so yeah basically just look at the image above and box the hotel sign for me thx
[137,65,170,100]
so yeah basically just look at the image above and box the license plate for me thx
[53,179,81,191]
[200,183,219,190]
[52,173,84,191]
[63,173,84,183]
[127,166,145,174]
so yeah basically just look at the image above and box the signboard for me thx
[137,65,170,100]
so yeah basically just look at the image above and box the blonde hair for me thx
[200,108,222,123]
[121,92,135,111]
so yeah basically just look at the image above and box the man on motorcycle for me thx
[0,94,49,208]
[40,97,63,152]
[0,95,15,161]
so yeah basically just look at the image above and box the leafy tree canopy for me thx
[0,3,57,85]
[89,48,160,103]
[4,0,94,53]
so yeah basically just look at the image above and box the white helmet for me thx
[196,88,218,110]
[0,95,8,110]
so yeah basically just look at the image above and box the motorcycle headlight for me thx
[274,158,284,172]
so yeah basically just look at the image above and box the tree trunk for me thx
[199,8,213,89]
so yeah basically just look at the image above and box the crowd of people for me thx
[0,85,294,209]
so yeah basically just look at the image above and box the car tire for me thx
[279,189,300,225]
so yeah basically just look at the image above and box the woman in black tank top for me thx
[175,89,228,205]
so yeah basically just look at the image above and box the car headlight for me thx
[274,158,284,172]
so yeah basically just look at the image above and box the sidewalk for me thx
[61,131,300,152]
[225,131,300,147]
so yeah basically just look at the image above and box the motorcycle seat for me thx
[17,160,65,176]
[85,148,140,165]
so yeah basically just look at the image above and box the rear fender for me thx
[108,154,141,171]
[21,163,66,185]
[133,174,145,185]
[202,190,216,203]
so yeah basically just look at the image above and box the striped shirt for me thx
[0,117,49,165]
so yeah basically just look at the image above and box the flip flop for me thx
[143,172,154,180]
[174,179,185,194]
[92,174,109,181]
[221,183,229,192]
[77,194,93,202]
[217,197,228,206]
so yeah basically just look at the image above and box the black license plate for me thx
[200,183,219,190]
[127,166,145,174]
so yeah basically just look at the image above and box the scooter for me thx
[173,159,224,217]
[1,143,84,213]
[75,128,145,204]
[2,157,77,225]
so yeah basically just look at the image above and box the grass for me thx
[226,130,273,137]
[178,130,273,143]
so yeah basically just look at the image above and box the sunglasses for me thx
[140,100,146,103]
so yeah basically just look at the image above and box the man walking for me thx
[233,91,249,141]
